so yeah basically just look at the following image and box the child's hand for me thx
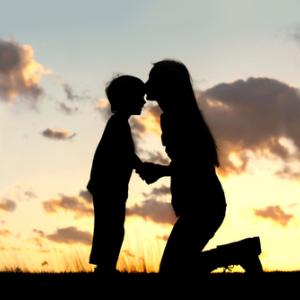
[136,162,161,184]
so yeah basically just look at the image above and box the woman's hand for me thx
[136,162,163,184]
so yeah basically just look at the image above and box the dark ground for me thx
[1,271,298,297]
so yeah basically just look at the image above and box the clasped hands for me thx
[135,162,162,184]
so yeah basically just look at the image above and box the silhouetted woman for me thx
[144,60,227,274]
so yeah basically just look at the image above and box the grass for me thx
[1,270,300,296]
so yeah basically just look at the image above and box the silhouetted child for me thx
[87,75,145,274]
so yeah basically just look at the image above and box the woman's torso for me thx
[160,112,226,215]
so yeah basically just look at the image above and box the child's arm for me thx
[135,159,172,184]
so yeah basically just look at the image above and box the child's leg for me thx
[90,197,126,273]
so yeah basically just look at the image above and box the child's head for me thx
[106,75,145,115]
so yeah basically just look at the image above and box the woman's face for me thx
[145,68,170,111]
[145,69,161,101]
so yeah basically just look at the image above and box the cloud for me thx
[78,190,93,204]
[0,198,17,212]
[127,198,176,224]
[24,190,37,200]
[130,104,162,139]
[0,229,11,237]
[94,98,111,118]
[254,205,294,226]
[292,27,300,44]
[13,186,37,202]
[41,128,76,140]
[44,226,92,245]
[199,77,300,176]
[0,39,50,103]
[140,150,170,165]
[126,186,173,225]
[276,166,300,180]
[62,83,82,101]
[43,193,93,218]
[57,102,79,115]
[156,234,169,241]
[41,261,49,267]
[142,185,170,198]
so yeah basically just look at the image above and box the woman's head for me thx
[146,59,220,167]
[146,60,195,111]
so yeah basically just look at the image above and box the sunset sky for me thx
[1,0,300,273]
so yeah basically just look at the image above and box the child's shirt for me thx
[87,114,138,199]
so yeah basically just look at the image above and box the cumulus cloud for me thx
[127,185,173,224]
[199,77,300,176]
[140,150,170,165]
[44,226,92,245]
[97,76,300,180]
[127,198,176,224]
[0,39,50,103]
[0,198,17,212]
[130,104,162,139]
[94,98,111,119]
[142,185,170,198]
[41,128,76,140]
[254,205,294,226]
[43,193,93,218]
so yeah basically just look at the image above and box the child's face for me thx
[128,91,146,115]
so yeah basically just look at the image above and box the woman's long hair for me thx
[152,59,220,167]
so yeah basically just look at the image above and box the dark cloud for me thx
[43,193,93,218]
[61,83,95,104]
[41,128,76,140]
[0,198,17,212]
[78,190,93,204]
[126,198,176,224]
[41,261,49,267]
[62,83,81,101]
[276,166,300,180]
[254,205,294,226]
[199,77,300,176]
[0,39,48,103]
[45,226,92,245]
[58,102,79,115]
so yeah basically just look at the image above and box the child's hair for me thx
[105,75,145,112]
